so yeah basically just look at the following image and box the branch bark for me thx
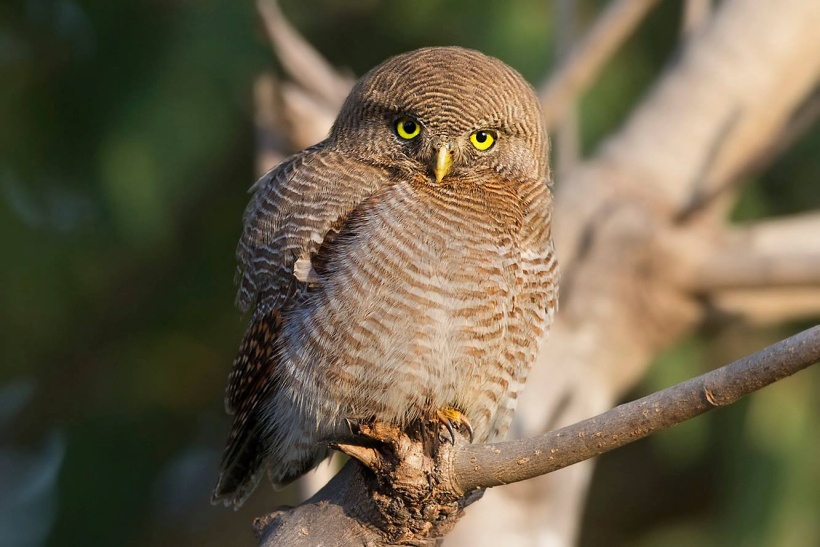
[681,0,712,40]
[257,0,351,150]
[257,326,820,546]
[677,90,820,222]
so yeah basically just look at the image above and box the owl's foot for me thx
[332,422,403,472]
[436,407,474,444]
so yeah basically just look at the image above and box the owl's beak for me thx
[433,144,454,183]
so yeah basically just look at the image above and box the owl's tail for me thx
[211,405,330,509]
[211,410,269,509]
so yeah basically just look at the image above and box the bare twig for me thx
[257,326,820,546]
[451,325,820,491]
[539,0,661,127]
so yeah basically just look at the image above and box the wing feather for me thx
[226,143,393,413]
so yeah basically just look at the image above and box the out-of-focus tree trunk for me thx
[253,0,820,544]
[449,0,820,544]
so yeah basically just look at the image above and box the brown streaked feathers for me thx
[213,47,557,508]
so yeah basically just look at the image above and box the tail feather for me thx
[214,310,288,508]
[213,309,333,507]
[212,402,331,507]
[211,414,268,509]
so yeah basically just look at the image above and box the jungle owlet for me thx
[212,46,557,508]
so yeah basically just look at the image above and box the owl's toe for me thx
[436,407,474,444]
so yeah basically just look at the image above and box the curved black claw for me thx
[436,408,474,444]
[462,418,475,443]
[439,414,457,444]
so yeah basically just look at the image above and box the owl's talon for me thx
[462,418,475,443]
[436,408,474,444]
[439,415,456,444]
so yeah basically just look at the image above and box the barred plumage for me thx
[213,47,557,508]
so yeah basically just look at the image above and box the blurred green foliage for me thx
[1,1,817,546]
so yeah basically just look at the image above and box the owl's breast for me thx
[278,180,533,435]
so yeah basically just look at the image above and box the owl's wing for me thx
[227,144,393,414]
[213,145,394,507]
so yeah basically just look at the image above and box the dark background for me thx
[2,1,818,546]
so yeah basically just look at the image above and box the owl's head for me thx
[330,47,548,186]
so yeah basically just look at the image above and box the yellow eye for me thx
[470,130,496,151]
[396,117,421,140]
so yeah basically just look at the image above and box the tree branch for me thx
[451,325,820,491]
[256,0,351,108]
[253,73,288,176]
[671,213,820,323]
[257,326,820,546]
[710,287,820,325]
[456,1,820,539]
[256,0,349,150]
[539,0,661,127]
[679,212,820,292]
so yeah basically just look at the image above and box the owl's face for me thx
[330,47,548,186]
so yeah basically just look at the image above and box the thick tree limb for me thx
[257,327,820,546]
[692,253,820,291]
[598,0,820,213]
[539,0,661,127]
[671,213,820,324]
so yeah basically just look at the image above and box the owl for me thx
[212,46,557,509]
